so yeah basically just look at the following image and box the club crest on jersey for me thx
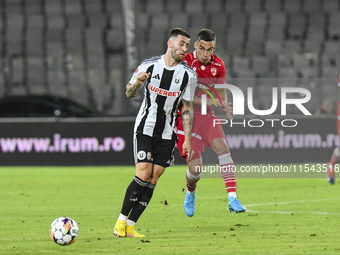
[211,68,217,76]
[137,150,146,160]
[147,152,152,160]
[174,77,181,84]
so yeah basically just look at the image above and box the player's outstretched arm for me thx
[126,72,151,98]
[216,87,234,120]
[181,99,194,161]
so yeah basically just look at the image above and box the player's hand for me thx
[182,140,194,162]
[222,102,234,120]
[135,72,151,86]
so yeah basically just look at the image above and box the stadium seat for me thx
[228,13,247,52]
[204,0,224,13]
[302,0,321,12]
[210,14,228,52]
[11,57,24,87]
[64,0,82,16]
[264,40,283,56]
[67,14,85,28]
[244,0,263,13]
[321,78,339,111]
[224,0,243,13]
[306,13,326,42]
[150,14,169,30]
[45,1,62,15]
[185,0,204,13]
[328,12,340,40]
[251,56,271,77]
[287,13,307,40]
[105,0,124,14]
[146,0,165,13]
[6,14,23,56]
[66,28,83,54]
[164,0,184,13]
[169,13,189,31]
[283,40,303,54]
[25,0,42,15]
[188,13,209,42]
[84,0,102,15]
[283,0,302,12]
[303,41,322,54]
[267,13,286,41]
[246,13,267,55]
[27,57,46,93]
[322,0,340,12]
[263,0,282,12]
[323,41,340,55]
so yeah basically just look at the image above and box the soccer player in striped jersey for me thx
[176,29,246,217]
[327,75,340,184]
[114,28,197,237]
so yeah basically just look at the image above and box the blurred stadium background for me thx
[0,0,339,166]
[1,0,339,116]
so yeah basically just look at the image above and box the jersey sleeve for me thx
[216,59,226,85]
[182,72,197,102]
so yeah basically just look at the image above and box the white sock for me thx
[118,213,127,221]
[228,192,237,198]
[126,219,135,226]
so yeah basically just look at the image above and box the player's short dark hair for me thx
[169,28,191,39]
[197,29,216,42]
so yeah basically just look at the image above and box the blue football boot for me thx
[228,197,246,213]
[184,190,196,217]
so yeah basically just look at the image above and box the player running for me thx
[176,29,245,217]
[327,75,340,184]
[113,28,196,237]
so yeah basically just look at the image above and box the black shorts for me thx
[133,133,176,168]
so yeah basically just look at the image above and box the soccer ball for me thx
[49,216,79,245]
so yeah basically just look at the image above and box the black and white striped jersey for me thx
[129,54,197,140]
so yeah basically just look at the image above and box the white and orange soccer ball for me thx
[49,217,79,245]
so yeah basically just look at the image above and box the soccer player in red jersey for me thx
[176,29,245,217]
[327,75,340,184]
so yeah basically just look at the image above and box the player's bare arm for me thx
[126,72,151,98]
[181,98,194,160]
[216,87,234,120]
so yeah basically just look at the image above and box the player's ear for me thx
[194,41,198,50]
[168,38,173,48]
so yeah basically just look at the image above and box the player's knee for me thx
[215,146,229,156]
[334,147,340,158]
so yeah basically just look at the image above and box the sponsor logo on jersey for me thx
[148,84,181,97]
[152,74,160,80]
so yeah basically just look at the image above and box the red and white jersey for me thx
[184,51,226,113]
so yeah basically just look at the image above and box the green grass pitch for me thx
[1,165,340,254]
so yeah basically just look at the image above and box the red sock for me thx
[186,169,201,193]
[218,153,236,193]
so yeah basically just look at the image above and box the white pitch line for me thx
[246,209,339,215]
[243,199,339,215]
[244,198,332,207]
